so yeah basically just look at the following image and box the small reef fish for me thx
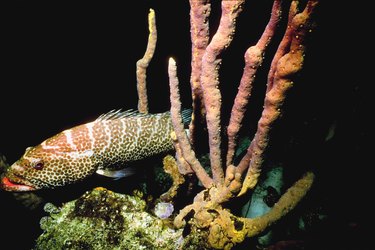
[1,109,191,191]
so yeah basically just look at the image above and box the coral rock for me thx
[35,188,183,250]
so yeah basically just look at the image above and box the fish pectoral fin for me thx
[96,167,137,180]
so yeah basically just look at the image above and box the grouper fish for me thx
[0,109,191,192]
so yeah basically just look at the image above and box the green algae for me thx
[35,187,183,250]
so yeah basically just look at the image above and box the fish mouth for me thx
[0,174,36,191]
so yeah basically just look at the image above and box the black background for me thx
[0,1,371,249]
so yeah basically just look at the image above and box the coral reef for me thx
[167,0,320,249]
[4,0,322,249]
[34,0,320,249]
[36,187,183,250]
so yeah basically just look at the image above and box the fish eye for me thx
[33,161,44,170]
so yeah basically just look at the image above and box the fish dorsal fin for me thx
[95,108,192,123]
[95,109,141,121]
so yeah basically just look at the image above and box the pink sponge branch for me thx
[236,1,299,175]
[238,0,319,195]
[266,0,299,93]
[226,0,282,166]
[136,9,157,114]
[201,0,245,184]
[188,0,211,144]
[168,58,213,189]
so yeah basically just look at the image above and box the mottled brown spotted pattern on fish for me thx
[0,110,183,191]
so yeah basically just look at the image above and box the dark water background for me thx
[0,1,371,249]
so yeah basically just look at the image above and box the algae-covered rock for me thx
[35,187,183,250]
